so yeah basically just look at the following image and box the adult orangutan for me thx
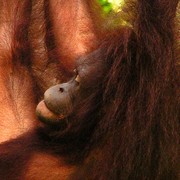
[0,0,179,179]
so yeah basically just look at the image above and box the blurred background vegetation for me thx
[98,0,124,13]
[98,0,129,27]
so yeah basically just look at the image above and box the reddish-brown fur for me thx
[0,0,179,179]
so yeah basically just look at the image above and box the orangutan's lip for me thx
[43,100,66,119]
[43,99,58,115]
[36,100,66,124]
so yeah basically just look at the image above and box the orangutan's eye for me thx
[73,69,81,84]
[75,74,80,84]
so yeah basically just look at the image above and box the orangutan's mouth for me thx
[36,100,65,124]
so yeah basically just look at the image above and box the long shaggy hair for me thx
[0,0,179,179]
[39,0,180,179]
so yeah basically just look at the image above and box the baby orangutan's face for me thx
[36,71,80,125]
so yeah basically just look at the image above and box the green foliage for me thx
[98,0,113,13]
[98,0,124,13]
[98,0,129,28]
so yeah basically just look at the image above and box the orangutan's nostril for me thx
[59,88,64,92]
